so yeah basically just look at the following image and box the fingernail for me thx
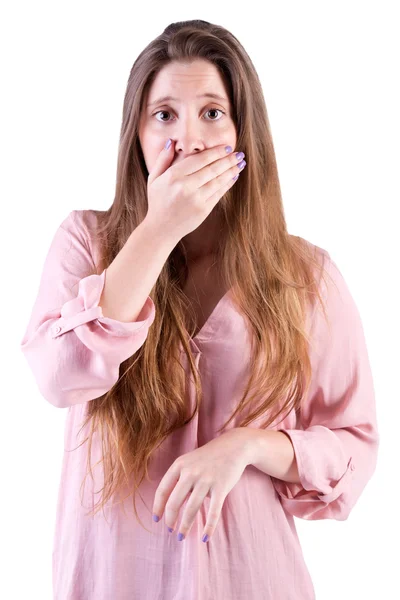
[152,514,160,522]
[177,532,185,541]
[202,534,209,543]
[167,526,173,533]
[225,145,232,153]
[165,138,172,150]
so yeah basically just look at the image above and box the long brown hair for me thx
[72,19,334,531]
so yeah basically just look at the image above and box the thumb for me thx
[147,138,175,184]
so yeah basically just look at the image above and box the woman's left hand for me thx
[152,427,253,542]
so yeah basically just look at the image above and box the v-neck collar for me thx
[191,287,233,341]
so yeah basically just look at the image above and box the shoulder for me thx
[289,234,332,290]
[62,208,100,235]
[291,235,361,332]
[291,234,331,262]
[297,240,364,340]
[59,208,105,261]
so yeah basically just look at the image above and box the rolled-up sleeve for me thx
[20,210,156,409]
[270,251,379,521]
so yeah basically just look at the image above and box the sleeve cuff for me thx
[50,268,155,339]
[274,428,356,505]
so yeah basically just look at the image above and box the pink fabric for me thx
[20,209,379,600]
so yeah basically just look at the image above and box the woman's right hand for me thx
[145,139,246,242]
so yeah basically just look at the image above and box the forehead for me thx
[147,60,228,99]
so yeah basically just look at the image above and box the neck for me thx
[181,210,222,263]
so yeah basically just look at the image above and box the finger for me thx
[205,169,241,211]
[152,461,181,522]
[193,150,244,194]
[163,491,189,533]
[147,138,175,185]
[176,143,234,177]
[163,473,195,537]
[201,490,225,543]
[176,481,210,541]
[165,490,192,534]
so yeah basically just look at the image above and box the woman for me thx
[20,19,379,600]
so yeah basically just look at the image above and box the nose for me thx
[172,118,207,157]
[174,140,204,157]
[173,148,202,164]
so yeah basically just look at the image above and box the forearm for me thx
[240,428,301,484]
[99,218,179,323]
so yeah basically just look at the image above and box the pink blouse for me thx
[20,209,379,600]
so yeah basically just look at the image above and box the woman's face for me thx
[138,59,238,173]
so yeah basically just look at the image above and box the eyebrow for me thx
[146,93,229,108]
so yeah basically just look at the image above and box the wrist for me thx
[139,216,180,253]
[231,427,264,467]
[240,428,301,484]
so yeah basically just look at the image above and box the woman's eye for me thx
[153,108,225,122]
[154,110,172,122]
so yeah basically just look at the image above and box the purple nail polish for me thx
[167,527,173,533]
[225,145,232,153]
[202,534,209,543]
[177,532,185,541]
[152,514,160,522]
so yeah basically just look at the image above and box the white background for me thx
[2,1,398,598]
